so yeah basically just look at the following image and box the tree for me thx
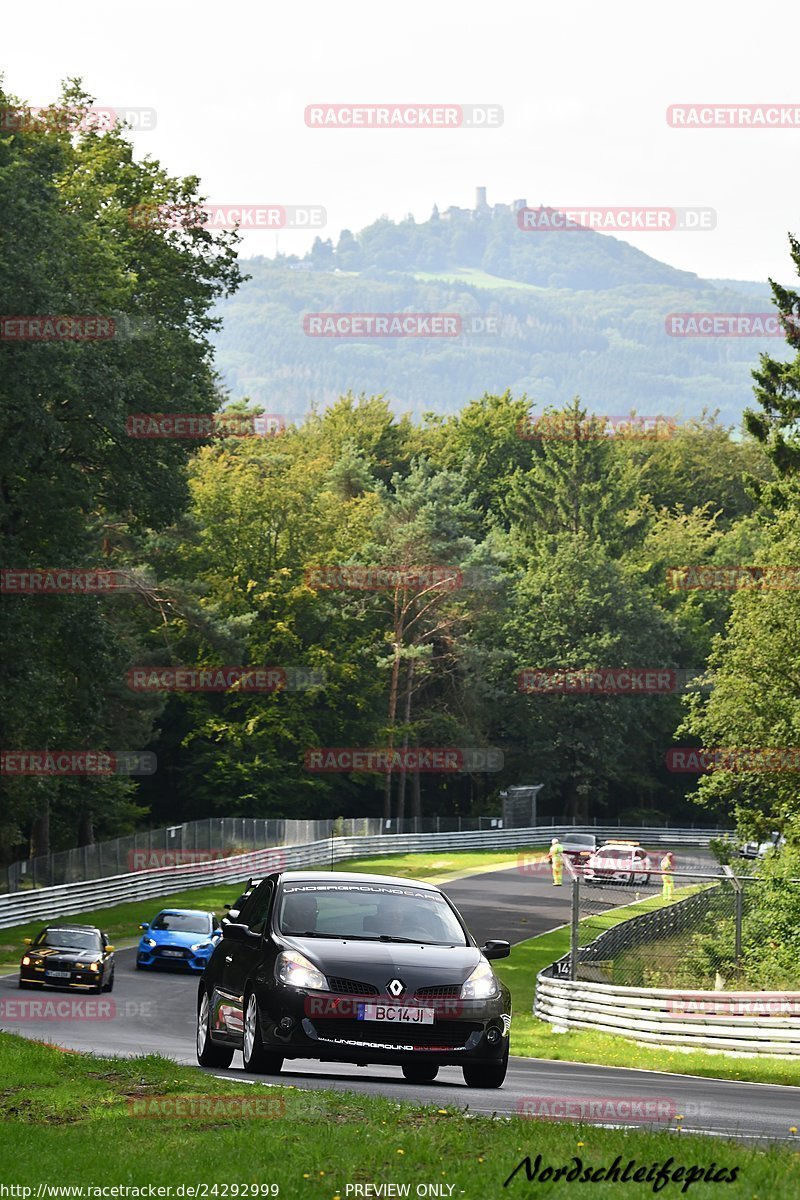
[502,534,678,822]
[0,81,244,859]
[502,397,645,556]
[679,503,800,840]
[744,232,800,493]
[681,233,800,844]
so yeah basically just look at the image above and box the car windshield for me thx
[151,912,212,934]
[34,929,101,951]
[597,849,631,862]
[276,882,468,945]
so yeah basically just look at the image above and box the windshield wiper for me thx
[285,931,374,940]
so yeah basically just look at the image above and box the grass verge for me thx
[0,1031,796,1195]
[494,895,800,1087]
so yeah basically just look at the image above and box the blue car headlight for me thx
[190,941,213,953]
[142,937,157,948]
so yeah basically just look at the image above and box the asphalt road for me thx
[3,854,796,1144]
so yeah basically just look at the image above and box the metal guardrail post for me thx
[723,866,744,966]
[570,870,580,981]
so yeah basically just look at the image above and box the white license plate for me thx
[161,949,184,957]
[359,1004,434,1024]
[45,970,71,978]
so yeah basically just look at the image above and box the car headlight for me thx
[88,962,101,972]
[276,949,328,991]
[190,942,213,953]
[142,937,157,948]
[21,956,31,966]
[460,958,499,1000]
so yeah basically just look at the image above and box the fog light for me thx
[486,1027,501,1045]
[279,1016,295,1031]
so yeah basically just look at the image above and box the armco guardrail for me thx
[535,974,800,1055]
[0,825,724,929]
[5,815,729,892]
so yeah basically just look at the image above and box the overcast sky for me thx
[4,0,799,282]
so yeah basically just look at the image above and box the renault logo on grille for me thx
[387,978,405,997]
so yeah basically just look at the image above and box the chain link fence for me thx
[4,814,513,892]
[3,816,732,893]
[552,853,800,993]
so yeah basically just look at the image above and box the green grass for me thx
[494,895,800,1087]
[413,266,546,291]
[1,1032,797,1194]
[0,848,538,970]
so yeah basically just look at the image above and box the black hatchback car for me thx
[196,871,512,1087]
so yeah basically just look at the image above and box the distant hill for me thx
[210,201,788,424]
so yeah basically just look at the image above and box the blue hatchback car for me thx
[136,909,222,972]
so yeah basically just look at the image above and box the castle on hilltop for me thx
[437,187,528,221]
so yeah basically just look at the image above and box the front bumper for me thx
[137,945,210,971]
[251,985,512,1066]
[20,967,102,989]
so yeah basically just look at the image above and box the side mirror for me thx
[139,923,149,931]
[482,940,510,960]
[23,937,33,946]
[222,923,258,943]
[223,903,232,911]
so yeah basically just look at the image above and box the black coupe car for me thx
[19,924,115,992]
[196,871,512,1087]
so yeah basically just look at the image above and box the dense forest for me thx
[2,87,799,866]
[210,206,788,422]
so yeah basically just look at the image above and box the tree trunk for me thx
[564,777,589,824]
[411,768,421,819]
[77,809,95,847]
[383,642,402,820]
[29,794,50,859]
[396,659,415,824]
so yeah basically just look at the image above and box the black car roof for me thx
[275,870,440,891]
[42,924,102,933]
